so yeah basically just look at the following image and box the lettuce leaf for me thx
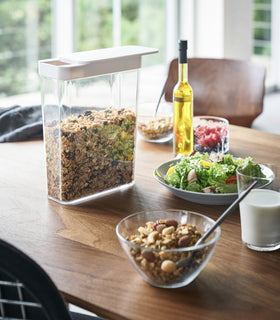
[216,181,238,193]
[238,159,265,178]
[186,181,202,192]
[164,171,180,187]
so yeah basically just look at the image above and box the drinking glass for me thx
[236,164,280,251]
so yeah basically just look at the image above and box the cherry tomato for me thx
[226,174,237,184]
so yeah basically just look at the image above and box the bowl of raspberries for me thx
[193,116,229,154]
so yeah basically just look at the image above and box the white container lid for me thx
[38,45,158,80]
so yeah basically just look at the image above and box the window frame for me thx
[52,0,179,64]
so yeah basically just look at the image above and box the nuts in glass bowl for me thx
[116,209,220,288]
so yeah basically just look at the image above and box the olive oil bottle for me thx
[173,40,193,157]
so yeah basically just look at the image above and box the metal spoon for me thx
[153,78,168,118]
[176,180,258,268]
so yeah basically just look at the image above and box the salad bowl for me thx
[154,157,274,205]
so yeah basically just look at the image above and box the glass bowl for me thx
[193,116,229,154]
[116,209,220,288]
[137,102,173,143]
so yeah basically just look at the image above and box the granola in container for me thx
[39,46,158,204]
[44,107,136,202]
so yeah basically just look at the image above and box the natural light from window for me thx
[0,0,279,108]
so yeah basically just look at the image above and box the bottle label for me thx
[173,96,192,103]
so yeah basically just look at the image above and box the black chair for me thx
[0,238,105,320]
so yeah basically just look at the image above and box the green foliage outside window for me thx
[253,0,271,56]
[76,0,113,51]
[76,0,165,66]
[0,0,273,98]
[0,0,51,97]
[0,0,165,98]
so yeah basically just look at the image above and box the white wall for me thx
[179,0,195,57]
[224,0,253,60]
[193,0,224,58]
[179,0,253,60]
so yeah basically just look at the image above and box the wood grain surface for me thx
[165,58,266,127]
[0,125,279,320]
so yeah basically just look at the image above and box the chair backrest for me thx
[0,238,72,320]
[164,58,266,127]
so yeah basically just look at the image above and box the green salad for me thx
[164,152,265,194]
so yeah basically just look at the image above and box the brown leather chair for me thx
[164,58,266,127]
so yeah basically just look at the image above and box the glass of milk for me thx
[237,164,280,252]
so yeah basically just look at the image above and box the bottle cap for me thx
[179,40,188,50]
[178,40,188,63]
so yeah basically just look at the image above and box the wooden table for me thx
[0,125,279,320]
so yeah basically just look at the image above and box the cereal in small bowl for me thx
[138,116,173,142]
[116,209,220,288]
[138,103,173,143]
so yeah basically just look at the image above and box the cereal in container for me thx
[39,46,158,204]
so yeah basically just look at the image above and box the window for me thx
[0,0,170,101]
[253,0,271,56]
[252,0,280,89]
[75,0,166,66]
[76,0,113,50]
[1,0,279,102]
[0,0,51,98]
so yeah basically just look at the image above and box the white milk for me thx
[239,189,280,247]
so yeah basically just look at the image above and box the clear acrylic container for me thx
[38,46,158,204]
